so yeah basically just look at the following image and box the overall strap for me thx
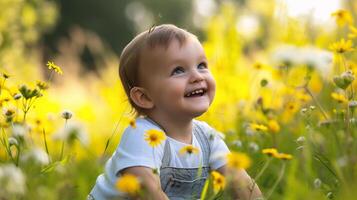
[161,139,171,168]
[193,121,211,167]
[160,121,212,168]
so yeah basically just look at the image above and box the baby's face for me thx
[138,37,216,120]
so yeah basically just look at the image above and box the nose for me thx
[189,69,204,83]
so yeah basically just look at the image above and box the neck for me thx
[147,113,193,144]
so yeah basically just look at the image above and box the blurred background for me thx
[2,0,357,199]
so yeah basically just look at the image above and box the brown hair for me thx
[119,24,195,114]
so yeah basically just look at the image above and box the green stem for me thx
[59,141,64,160]
[304,86,329,120]
[15,145,21,166]
[59,120,68,160]
[265,162,286,200]
[102,104,128,156]
[249,158,272,200]
[254,157,273,182]
[42,128,51,163]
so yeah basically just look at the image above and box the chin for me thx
[190,108,209,118]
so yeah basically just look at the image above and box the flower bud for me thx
[333,71,355,89]
[61,110,73,120]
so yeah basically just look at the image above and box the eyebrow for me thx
[169,55,207,65]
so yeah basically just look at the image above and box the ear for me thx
[129,87,154,109]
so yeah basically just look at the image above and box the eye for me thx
[171,66,185,76]
[197,62,208,70]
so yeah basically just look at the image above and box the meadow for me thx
[1,0,357,199]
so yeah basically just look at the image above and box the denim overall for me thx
[87,120,212,200]
[159,122,211,200]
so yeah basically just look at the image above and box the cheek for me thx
[208,76,216,94]
[163,81,186,97]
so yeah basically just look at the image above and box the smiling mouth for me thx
[184,89,207,97]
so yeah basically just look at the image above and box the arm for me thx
[121,166,169,200]
[217,165,263,200]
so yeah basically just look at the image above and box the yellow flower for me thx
[226,152,251,170]
[46,61,63,75]
[250,123,268,132]
[275,153,293,160]
[268,120,280,133]
[211,171,226,193]
[331,92,348,104]
[331,9,353,27]
[329,39,354,54]
[116,174,140,195]
[262,148,279,157]
[179,145,199,155]
[253,62,264,70]
[285,102,299,113]
[348,26,357,39]
[144,129,166,147]
[129,118,136,129]
[296,92,310,102]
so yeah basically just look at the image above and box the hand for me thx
[120,166,169,200]
[216,166,263,200]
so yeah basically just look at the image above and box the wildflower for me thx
[268,120,280,133]
[53,121,89,145]
[272,45,333,76]
[331,92,348,104]
[262,148,278,157]
[331,10,353,27]
[300,108,308,115]
[13,93,22,100]
[211,171,226,193]
[232,139,242,148]
[36,80,49,90]
[61,110,73,120]
[285,102,299,113]
[144,129,166,147]
[314,178,322,189]
[226,152,251,170]
[129,118,136,129]
[179,145,199,155]
[349,101,357,110]
[3,107,16,117]
[333,71,355,89]
[326,192,333,199]
[18,84,42,100]
[275,153,293,160]
[21,147,50,165]
[248,142,259,152]
[296,136,306,144]
[250,123,268,132]
[253,62,264,70]
[0,164,26,195]
[348,26,357,39]
[297,92,310,102]
[116,174,140,195]
[46,61,63,75]
[8,137,18,147]
[329,39,354,54]
[12,123,29,138]
[3,107,16,123]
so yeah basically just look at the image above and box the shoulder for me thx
[118,117,166,151]
[122,117,164,138]
[193,119,225,141]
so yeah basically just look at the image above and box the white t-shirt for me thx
[89,118,230,200]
